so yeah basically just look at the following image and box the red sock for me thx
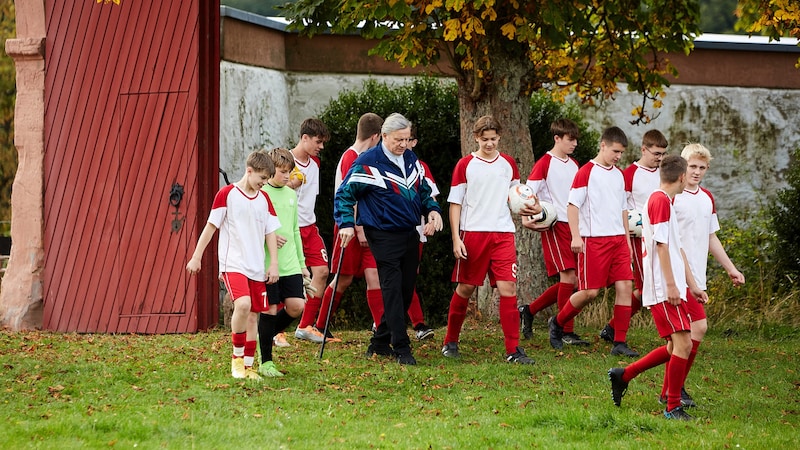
[555,298,581,328]
[407,290,424,327]
[315,288,344,330]
[231,331,246,359]
[298,294,322,328]
[684,339,701,382]
[529,284,559,316]
[660,359,670,399]
[630,292,642,317]
[244,340,257,368]
[666,355,689,411]
[499,296,520,354]
[622,345,670,383]
[612,304,633,343]
[444,292,469,344]
[558,283,576,333]
[366,288,384,326]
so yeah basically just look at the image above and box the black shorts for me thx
[266,273,305,305]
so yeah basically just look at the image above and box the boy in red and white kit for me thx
[607,155,708,421]
[547,126,638,356]
[442,115,539,364]
[600,130,668,349]
[314,113,384,342]
[289,118,333,343]
[186,150,280,380]
[520,118,586,345]
[660,143,745,407]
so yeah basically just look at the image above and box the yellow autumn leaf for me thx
[443,18,461,41]
[501,22,516,39]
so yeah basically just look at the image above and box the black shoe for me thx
[548,316,564,350]
[599,323,615,343]
[441,342,460,358]
[519,305,534,340]
[414,323,435,341]
[506,346,535,365]
[365,343,393,358]
[396,353,417,365]
[562,332,590,346]
[664,406,694,421]
[610,342,639,357]
[659,387,698,408]
[608,367,629,407]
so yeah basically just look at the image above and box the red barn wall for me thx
[42,0,219,332]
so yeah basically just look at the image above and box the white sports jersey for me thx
[294,155,321,226]
[335,148,360,191]
[623,162,660,211]
[208,184,281,281]
[448,152,519,233]
[526,151,579,223]
[642,190,687,307]
[568,160,627,237]
[673,186,720,290]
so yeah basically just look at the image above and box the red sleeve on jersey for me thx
[701,187,717,214]
[311,155,321,167]
[339,149,359,179]
[500,153,520,181]
[528,153,552,182]
[259,190,278,216]
[647,192,672,225]
[450,155,472,187]
[212,184,235,209]
[571,162,592,189]
[623,164,637,192]
[419,160,436,184]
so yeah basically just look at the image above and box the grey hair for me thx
[381,113,411,135]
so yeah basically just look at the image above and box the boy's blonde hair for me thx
[247,150,275,176]
[267,147,295,170]
[472,115,502,136]
[681,143,713,163]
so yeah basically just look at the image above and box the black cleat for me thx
[548,316,564,350]
[659,387,698,408]
[519,305,534,340]
[365,343,393,358]
[663,406,694,421]
[562,332,590,346]
[441,342,461,358]
[506,346,535,365]
[396,353,417,365]
[610,342,639,357]
[599,323,616,343]
[608,367,629,407]
[414,323,435,341]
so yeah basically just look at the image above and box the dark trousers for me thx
[364,227,420,355]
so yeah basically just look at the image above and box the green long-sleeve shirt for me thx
[262,183,306,276]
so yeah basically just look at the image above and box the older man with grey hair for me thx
[334,113,443,365]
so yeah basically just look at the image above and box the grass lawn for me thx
[1,320,798,449]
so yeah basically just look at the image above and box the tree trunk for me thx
[455,53,549,318]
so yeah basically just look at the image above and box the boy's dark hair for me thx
[601,126,628,148]
[660,155,687,183]
[300,118,331,141]
[247,150,276,177]
[642,129,668,149]
[473,115,502,136]
[267,147,295,170]
[357,113,384,141]
[551,118,580,140]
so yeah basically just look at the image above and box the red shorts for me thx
[629,236,644,291]
[300,224,329,267]
[541,221,577,277]
[221,272,268,313]
[649,300,692,339]
[330,226,377,276]
[576,235,633,290]
[685,290,707,322]
[452,231,516,286]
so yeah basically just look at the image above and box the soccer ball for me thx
[532,201,558,228]
[508,184,537,214]
[628,210,643,237]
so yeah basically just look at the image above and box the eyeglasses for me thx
[645,147,667,158]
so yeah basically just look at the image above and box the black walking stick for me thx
[319,243,347,359]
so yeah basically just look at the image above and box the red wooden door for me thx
[42,1,219,332]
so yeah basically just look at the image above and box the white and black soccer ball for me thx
[508,184,537,214]
[628,209,643,238]
[532,201,558,228]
